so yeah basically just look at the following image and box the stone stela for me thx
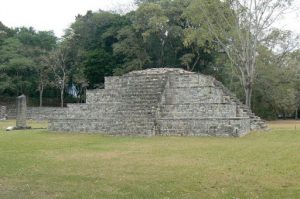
[16,95,30,129]
[0,106,7,120]
[48,68,267,136]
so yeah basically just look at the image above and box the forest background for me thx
[0,0,299,119]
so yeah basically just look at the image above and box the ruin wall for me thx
[7,107,66,120]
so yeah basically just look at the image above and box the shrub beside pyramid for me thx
[49,68,267,136]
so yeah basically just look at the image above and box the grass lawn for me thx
[0,120,300,199]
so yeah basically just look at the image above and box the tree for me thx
[37,55,51,107]
[186,0,295,107]
[134,3,169,67]
[282,49,300,118]
[253,46,297,118]
[0,22,15,45]
[18,29,58,106]
[72,65,89,103]
[131,0,216,71]
[113,25,150,75]
[33,31,57,107]
[0,37,36,96]
[43,47,69,107]
[0,26,57,106]
[63,10,129,88]
[82,49,116,87]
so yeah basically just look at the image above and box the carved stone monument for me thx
[49,68,267,136]
[16,95,30,129]
[0,106,7,120]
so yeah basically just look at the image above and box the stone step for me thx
[85,100,160,104]
[51,118,156,125]
[62,114,156,120]
[120,95,161,99]
[215,79,268,131]
[122,82,164,86]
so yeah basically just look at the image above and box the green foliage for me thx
[0,22,15,45]
[61,1,217,86]
[64,11,129,88]
[113,25,150,75]
[0,1,299,118]
[184,0,233,46]
[0,73,13,93]
[185,0,297,107]
[0,37,36,95]
[82,49,116,87]
[70,11,129,50]
[0,26,57,100]
[253,46,298,119]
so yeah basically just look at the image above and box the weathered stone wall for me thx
[158,104,237,118]
[48,68,265,136]
[155,73,252,136]
[50,73,169,135]
[167,74,214,88]
[163,87,224,104]
[157,118,250,137]
[7,107,66,120]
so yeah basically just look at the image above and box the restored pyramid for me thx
[49,68,267,136]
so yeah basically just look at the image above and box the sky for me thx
[0,0,299,38]
[0,0,135,37]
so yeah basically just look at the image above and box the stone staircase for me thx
[115,74,168,135]
[50,74,168,135]
[213,79,268,131]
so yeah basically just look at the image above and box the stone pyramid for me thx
[49,68,267,136]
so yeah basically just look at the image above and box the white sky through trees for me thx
[0,0,299,37]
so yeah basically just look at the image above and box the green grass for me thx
[0,120,300,199]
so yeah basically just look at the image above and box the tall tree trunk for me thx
[60,86,64,108]
[186,65,190,71]
[245,83,252,108]
[241,62,254,108]
[39,85,43,107]
[160,39,165,67]
[191,52,200,72]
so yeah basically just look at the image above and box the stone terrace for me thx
[48,68,267,136]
